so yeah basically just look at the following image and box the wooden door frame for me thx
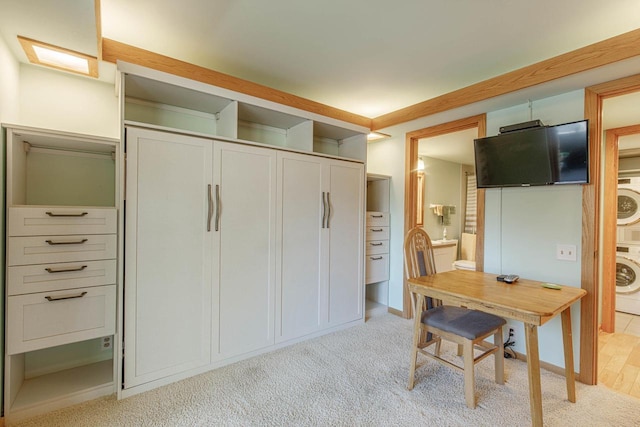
[402,114,486,318]
[602,124,640,333]
[583,73,640,385]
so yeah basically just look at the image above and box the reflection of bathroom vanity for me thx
[431,239,458,273]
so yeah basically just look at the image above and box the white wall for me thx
[485,89,585,368]
[18,65,119,138]
[367,89,586,369]
[0,35,20,123]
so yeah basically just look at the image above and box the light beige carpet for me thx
[14,314,640,426]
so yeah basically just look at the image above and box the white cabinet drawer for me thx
[366,240,389,255]
[366,226,389,241]
[8,234,117,266]
[7,285,116,355]
[7,260,117,296]
[366,211,389,227]
[9,206,117,236]
[365,253,389,284]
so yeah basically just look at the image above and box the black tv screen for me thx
[474,120,589,188]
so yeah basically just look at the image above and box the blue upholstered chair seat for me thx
[421,306,506,340]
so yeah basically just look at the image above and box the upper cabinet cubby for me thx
[124,74,237,138]
[4,125,118,208]
[120,62,368,162]
[237,102,313,151]
[313,122,367,161]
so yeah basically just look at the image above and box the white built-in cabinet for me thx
[123,127,364,393]
[119,62,367,397]
[124,128,278,388]
[3,125,119,424]
[215,141,277,359]
[123,129,213,388]
[277,152,364,342]
[2,62,368,420]
[365,174,391,317]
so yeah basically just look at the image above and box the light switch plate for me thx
[557,244,577,261]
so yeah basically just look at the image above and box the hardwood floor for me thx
[598,331,640,398]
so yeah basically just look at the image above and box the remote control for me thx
[503,274,519,283]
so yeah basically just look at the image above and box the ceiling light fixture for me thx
[367,131,391,142]
[18,36,99,78]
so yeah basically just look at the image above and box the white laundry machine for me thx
[615,243,640,315]
[617,177,640,244]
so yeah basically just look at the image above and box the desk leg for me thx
[524,323,543,427]
[561,307,577,402]
[408,293,423,390]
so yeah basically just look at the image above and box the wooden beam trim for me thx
[101,38,372,129]
[372,28,640,130]
[95,0,102,61]
[406,114,486,140]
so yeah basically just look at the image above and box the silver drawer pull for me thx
[370,229,384,232]
[45,265,88,274]
[45,211,89,217]
[370,256,384,260]
[45,291,88,302]
[370,214,383,218]
[45,239,88,245]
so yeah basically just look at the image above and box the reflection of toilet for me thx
[453,233,476,271]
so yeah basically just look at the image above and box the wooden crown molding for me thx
[101,27,640,133]
[371,28,640,131]
[95,0,103,61]
[101,38,372,129]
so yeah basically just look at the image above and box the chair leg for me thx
[463,340,476,409]
[408,296,424,390]
[457,343,463,356]
[495,327,505,385]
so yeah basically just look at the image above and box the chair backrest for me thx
[405,227,441,313]
[460,232,476,261]
[404,227,437,280]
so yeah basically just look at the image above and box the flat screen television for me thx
[474,119,589,188]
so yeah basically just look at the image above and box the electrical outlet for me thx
[556,244,577,261]
[102,336,112,351]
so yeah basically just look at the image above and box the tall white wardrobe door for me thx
[124,128,213,388]
[277,152,324,342]
[327,160,364,325]
[215,142,277,359]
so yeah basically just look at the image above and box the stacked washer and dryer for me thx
[616,177,640,315]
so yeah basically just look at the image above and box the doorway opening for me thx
[584,73,640,390]
[402,114,486,318]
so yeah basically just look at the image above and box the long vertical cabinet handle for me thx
[321,192,326,229]
[207,184,213,232]
[215,184,221,231]
[326,192,332,228]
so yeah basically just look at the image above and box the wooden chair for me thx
[404,227,506,408]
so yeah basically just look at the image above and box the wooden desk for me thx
[407,270,587,427]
